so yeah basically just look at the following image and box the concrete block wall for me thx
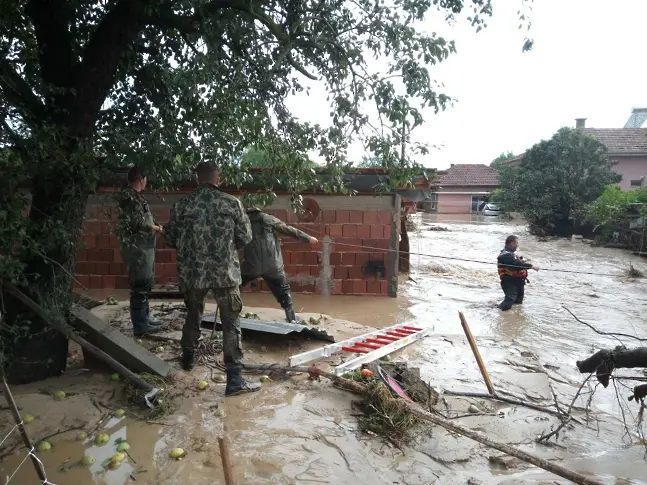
[74,191,398,296]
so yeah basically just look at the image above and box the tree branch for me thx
[25,0,75,90]
[0,60,46,127]
[73,0,147,139]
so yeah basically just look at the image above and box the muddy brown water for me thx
[2,215,647,484]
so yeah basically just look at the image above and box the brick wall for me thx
[74,192,397,296]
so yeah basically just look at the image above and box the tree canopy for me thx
[0,0,533,381]
[490,151,515,170]
[499,127,621,236]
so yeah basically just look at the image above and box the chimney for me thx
[624,108,647,128]
[450,163,455,168]
[575,118,586,129]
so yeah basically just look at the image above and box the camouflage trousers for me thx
[182,287,243,365]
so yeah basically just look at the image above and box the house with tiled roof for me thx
[502,108,647,191]
[432,163,500,214]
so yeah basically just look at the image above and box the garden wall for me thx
[74,189,400,297]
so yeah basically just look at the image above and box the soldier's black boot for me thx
[284,305,301,323]
[225,364,261,397]
[131,293,163,337]
[181,349,195,371]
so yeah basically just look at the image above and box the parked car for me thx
[482,203,503,216]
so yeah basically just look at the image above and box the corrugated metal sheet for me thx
[201,315,335,343]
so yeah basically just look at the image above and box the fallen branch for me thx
[537,375,592,443]
[576,347,647,387]
[563,307,646,343]
[244,364,603,485]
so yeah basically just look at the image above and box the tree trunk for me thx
[1,172,90,384]
[576,348,647,387]
[399,216,410,273]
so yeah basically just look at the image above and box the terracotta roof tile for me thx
[438,164,500,187]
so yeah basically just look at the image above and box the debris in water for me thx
[37,441,52,453]
[468,404,481,414]
[22,413,35,424]
[95,433,110,446]
[198,380,209,390]
[54,390,66,401]
[170,448,186,460]
[114,409,126,418]
[628,264,644,278]
[427,225,449,232]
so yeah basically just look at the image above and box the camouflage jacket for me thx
[163,184,252,290]
[241,209,312,276]
[117,187,156,250]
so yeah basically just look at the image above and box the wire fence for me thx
[0,424,57,485]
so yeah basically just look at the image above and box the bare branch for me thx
[0,60,46,127]
[563,306,647,343]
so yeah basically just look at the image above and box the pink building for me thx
[504,109,647,191]
[434,164,500,214]
[581,125,647,190]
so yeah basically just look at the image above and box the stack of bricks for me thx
[74,198,392,296]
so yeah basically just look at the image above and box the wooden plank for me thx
[70,306,172,378]
[387,194,401,297]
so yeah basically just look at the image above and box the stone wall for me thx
[74,190,399,296]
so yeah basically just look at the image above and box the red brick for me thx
[169,251,177,263]
[352,279,367,294]
[327,224,343,238]
[376,211,392,225]
[102,276,116,288]
[89,275,103,289]
[96,234,111,248]
[155,263,164,276]
[114,275,129,289]
[284,265,297,276]
[356,253,369,266]
[109,235,119,248]
[336,210,350,223]
[373,239,390,250]
[380,281,388,295]
[303,252,318,265]
[81,235,96,249]
[281,252,291,265]
[95,262,110,275]
[76,249,88,262]
[87,249,101,262]
[100,249,115,262]
[357,225,371,238]
[334,266,348,279]
[113,249,123,264]
[367,280,382,294]
[342,224,357,238]
[335,238,362,251]
[342,280,353,294]
[349,266,363,279]
[157,250,172,263]
[110,263,125,275]
[363,211,378,224]
[349,211,363,223]
[296,266,310,276]
[370,225,385,238]
[75,275,89,289]
[322,210,336,223]
[271,210,288,221]
[330,280,343,295]
[84,221,103,234]
[330,253,342,265]
[163,264,177,277]
[291,252,304,265]
[310,266,320,277]
[341,253,356,266]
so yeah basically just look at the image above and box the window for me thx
[471,196,488,213]
[630,179,643,188]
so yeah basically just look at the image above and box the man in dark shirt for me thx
[497,235,539,311]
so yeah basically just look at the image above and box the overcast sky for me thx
[285,0,647,169]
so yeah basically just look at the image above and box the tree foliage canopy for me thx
[588,185,647,235]
[490,151,514,171]
[0,0,533,379]
[499,128,621,235]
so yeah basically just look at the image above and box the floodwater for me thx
[2,214,647,485]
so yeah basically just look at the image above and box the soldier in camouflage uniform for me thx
[117,167,165,337]
[242,206,318,322]
[164,162,259,396]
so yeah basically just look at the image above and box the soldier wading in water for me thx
[497,235,539,311]
[164,162,260,396]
